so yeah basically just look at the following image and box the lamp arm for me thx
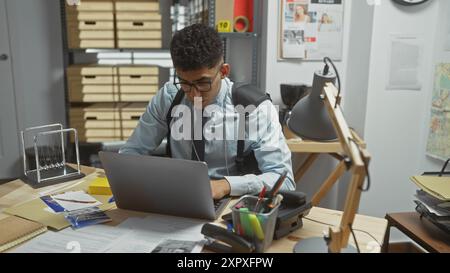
[322,83,371,253]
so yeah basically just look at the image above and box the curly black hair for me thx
[170,23,223,71]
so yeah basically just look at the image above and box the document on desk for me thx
[12,214,207,253]
[103,214,207,253]
[11,224,132,253]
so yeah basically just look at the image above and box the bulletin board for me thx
[279,0,344,60]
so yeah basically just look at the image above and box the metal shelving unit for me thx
[59,0,171,166]
[208,0,262,86]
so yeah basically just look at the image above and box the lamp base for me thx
[293,237,357,253]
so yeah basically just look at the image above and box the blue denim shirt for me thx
[119,78,295,196]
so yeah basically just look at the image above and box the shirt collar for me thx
[211,78,232,107]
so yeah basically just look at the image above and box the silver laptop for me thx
[98,151,230,220]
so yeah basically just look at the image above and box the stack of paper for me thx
[411,176,450,233]
[411,176,450,201]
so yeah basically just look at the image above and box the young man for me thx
[119,24,295,199]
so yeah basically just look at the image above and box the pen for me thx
[254,186,266,212]
[266,170,288,199]
[227,223,234,232]
[53,198,97,204]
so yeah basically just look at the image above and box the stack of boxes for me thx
[67,65,159,103]
[67,64,156,142]
[115,0,162,48]
[70,102,147,143]
[68,65,118,102]
[66,0,162,49]
[65,0,164,143]
[117,66,159,102]
[66,0,115,48]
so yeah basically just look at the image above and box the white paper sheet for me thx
[103,214,207,253]
[386,34,423,91]
[51,191,102,211]
[12,224,132,253]
[12,213,207,253]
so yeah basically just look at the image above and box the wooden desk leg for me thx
[294,153,319,182]
[382,215,392,253]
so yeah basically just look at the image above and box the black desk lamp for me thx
[287,58,371,253]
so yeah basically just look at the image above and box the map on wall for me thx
[426,64,450,161]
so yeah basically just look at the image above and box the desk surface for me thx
[386,212,450,253]
[0,167,387,253]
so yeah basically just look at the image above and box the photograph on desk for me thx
[1,0,450,258]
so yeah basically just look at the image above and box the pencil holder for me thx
[231,195,280,253]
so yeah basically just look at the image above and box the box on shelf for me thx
[65,0,115,49]
[70,102,147,143]
[114,0,162,49]
[67,65,118,103]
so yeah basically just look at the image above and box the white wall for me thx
[262,0,449,244]
[262,0,357,209]
[6,0,66,130]
[360,0,446,240]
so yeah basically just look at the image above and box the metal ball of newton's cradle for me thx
[21,124,85,189]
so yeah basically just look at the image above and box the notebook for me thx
[0,216,47,252]
[411,176,450,201]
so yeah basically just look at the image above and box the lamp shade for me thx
[287,70,337,141]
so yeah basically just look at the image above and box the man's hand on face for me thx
[210,179,231,200]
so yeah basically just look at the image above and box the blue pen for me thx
[227,223,234,232]
[108,196,115,203]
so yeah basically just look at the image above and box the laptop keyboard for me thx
[214,197,231,215]
[214,199,223,210]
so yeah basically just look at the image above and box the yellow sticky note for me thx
[88,177,112,195]
[217,20,232,32]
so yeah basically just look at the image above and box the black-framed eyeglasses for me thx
[173,63,223,93]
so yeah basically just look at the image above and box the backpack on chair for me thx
[165,83,271,176]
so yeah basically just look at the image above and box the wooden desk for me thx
[0,167,388,253]
[383,212,450,253]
